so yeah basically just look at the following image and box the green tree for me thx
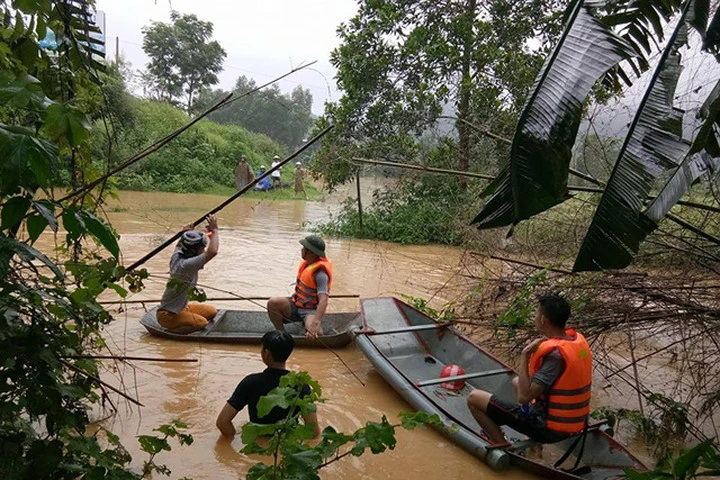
[314,0,566,189]
[142,11,226,111]
[0,1,193,476]
[199,75,314,150]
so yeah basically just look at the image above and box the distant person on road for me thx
[267,235,332,338]
[467,294,592,445]
[271,155,282,188]
[156,215,220,332]
[294,162,307,199]
[254,165,272,192]
[234,155,254,190]
[216,330,320,438]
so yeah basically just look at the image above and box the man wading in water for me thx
[267,235,332,338]
[156,215,220,332]
[467,294,592,446]
[215,330,319,438]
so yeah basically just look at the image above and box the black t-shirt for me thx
[227,368,311,424]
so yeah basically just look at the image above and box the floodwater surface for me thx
[90,189,537,479]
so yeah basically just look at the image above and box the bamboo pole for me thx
[62,360,143,407]
[350,157,720,214]
[62,355,198,362]
[98,294,360,305]
[126,125,334,272]
[438,116,720,212]
[353,157,495,180]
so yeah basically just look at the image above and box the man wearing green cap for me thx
[267,235,333,338]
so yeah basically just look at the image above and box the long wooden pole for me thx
[351,157,720,214]
[126,125,334,272]
[99,293,359,305]
[353,157,495,180]
[356,171,364,235]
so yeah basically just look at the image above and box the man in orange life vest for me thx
[267,235,332,338]
[467,294,592,444]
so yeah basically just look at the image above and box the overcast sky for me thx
[96,0,359,114]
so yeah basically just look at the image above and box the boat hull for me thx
[354,297,647,479]
[140,307,360,348]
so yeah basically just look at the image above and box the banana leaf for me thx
[599,0,684,89]
[472,0,634,229]
[573,0,709,272]
[643,152,720,225]
[641,78,720,232]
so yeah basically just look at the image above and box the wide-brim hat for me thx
[299,234,326,257]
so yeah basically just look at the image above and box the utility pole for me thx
[115,36,119,63]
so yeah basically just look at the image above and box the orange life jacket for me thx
[529,329,592,434]
[291,258,333,309]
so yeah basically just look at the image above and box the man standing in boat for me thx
[467,294,592,445]
[216,330,320,438]
[156,215,220,332]
[267,235,332,339]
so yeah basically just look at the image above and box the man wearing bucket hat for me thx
[156,214,220,332]
[267,234,333,338]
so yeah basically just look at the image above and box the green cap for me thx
[299,234,326,257]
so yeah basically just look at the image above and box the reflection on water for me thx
[90,190,535,479]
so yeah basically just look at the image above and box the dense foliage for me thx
[0,0,196,477]
[197,75,315,150]
[313,0,567,189]
[141,11,226,111]
[87,65,293,193]
[320,172,477,245]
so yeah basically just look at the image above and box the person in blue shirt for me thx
[254,165,273,191]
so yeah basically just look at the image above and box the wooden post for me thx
[356,171,364,235]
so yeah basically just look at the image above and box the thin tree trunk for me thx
[456,0,477,189]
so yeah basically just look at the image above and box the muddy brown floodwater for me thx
[85,188,537,479]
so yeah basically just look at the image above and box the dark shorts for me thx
[287,300,315,324]
[486,395,569,444]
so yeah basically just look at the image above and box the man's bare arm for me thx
[216,403,238,437]
[516,338,545,404]
[204,215,219,262]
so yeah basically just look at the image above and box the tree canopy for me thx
[313,0,567,188]
[197,75,314,150]
[141,11,226,111]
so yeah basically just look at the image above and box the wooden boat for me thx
[140,307,360,348]
[353,297,648,479]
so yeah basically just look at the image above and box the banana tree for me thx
[473,0,720,272]
[472,0,635,228]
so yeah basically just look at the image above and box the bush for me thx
[89,98,291,193]
[319,172,481,245]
